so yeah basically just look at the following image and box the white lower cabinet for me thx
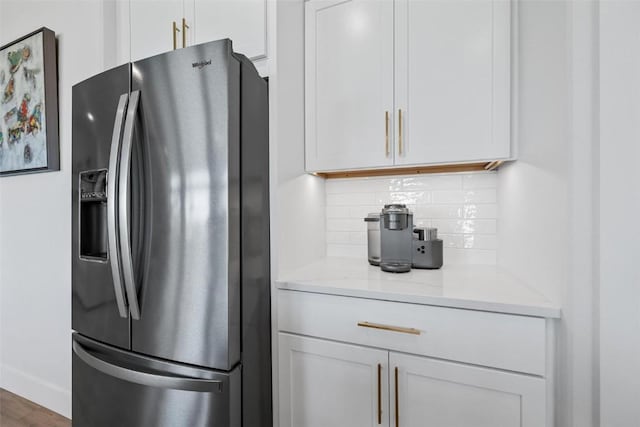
[391,352,545,427]
[279,333,545,427]
[277,290,553,426]
[279,333,390,427]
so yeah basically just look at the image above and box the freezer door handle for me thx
[119,90,141,320]
[72,340,224,392]
[107,93,129,318]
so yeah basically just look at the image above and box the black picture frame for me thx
[0,27,59,176]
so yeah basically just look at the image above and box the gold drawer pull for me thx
[172,21,180,50]
[385,111,390,156]
[182,18,189,48]
[395,366,400,427]
[377,363,382,424]
[398,109,403,156]
[357,321,421,335]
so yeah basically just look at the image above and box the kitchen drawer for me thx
[277,290,547,376]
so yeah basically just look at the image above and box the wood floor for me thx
[0,389,70,427]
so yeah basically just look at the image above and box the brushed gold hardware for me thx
[182,18,189,48]
[172,21,180,50]
[385,111,390,156]
[395,367,399,427]
[398,109,403,156]
[377,363,382,424]
[357,321,421,335]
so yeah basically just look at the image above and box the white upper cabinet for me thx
[130,0,184,62]
[394,0,511,165]
[305,0,395,171]
[115,0,268,68]
[191,0,267,60]
[305,0,513,172]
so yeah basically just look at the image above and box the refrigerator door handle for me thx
[107,93,130,318]
[119,90,142,320]
[72,340,224,393]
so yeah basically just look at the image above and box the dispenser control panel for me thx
[79,169,108,261]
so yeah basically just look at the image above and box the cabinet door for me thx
[305,0,395,172]
[394,0,511,165]
[130,0,184,62]
[190,0,267,60]
[390,352,545,427]
[279,333,390,427]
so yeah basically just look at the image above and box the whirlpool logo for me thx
[192,60,212,69]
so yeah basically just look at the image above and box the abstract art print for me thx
[0,27,58,176]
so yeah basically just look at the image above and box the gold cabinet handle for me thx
[385,111,390,156]
[357,321,421,335]
[395,367,400,427]
[377,363,382,424]
[398,109,403,156]
[172,21,180,50]
[182,18,190,48]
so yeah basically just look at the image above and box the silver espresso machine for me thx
[378,204,443,273]
[380,204,414,273]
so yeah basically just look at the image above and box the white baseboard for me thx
[0,364,71,419]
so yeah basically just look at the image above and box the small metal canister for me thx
[412,227,443,269]
[364,213,381,266]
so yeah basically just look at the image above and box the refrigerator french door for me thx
[71,40,271,427]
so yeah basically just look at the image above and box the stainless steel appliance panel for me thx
[130,40,241,370]
[72,64,130,348]
[72,334,240,427]
[234,53,272,427]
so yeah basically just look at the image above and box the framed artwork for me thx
[0,27,59,176]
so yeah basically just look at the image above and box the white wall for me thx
[498,1,608,426]
[599,1,640,425]
[497,7,571,424]
[271,0,326,278]
[498,0,570,306]
[0,0,109,417]
[498,1,599,426]
[268,1,327,425]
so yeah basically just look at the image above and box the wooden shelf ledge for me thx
[312,161,505,179]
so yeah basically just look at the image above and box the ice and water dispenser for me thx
[79,169,108,261]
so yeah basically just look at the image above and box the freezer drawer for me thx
[72,334,240,427]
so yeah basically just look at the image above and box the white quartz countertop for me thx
[276,257,561,318]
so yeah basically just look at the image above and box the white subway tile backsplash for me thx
[327,192,375,206]
[326,218,364,232]
[412,218,433,228]
[431,219,497,234]
[326,178,402,194]
[463,234,497,250]
[462,173,498,189]
[327,231,352,244]
[440,234,464,248]
[463,189,498,203]
[402,174,462,190]
[415,205,463,219]
[375,191,430,205]
[324,171,498,265]
[349,232,367,245]
[349,205,383,219]
[444,248,497,265]
[431,189,497,204]
[327,244,368,258]
[462,204,498,219]
[326,206,351,218]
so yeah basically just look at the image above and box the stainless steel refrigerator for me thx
[71,39,271,427]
